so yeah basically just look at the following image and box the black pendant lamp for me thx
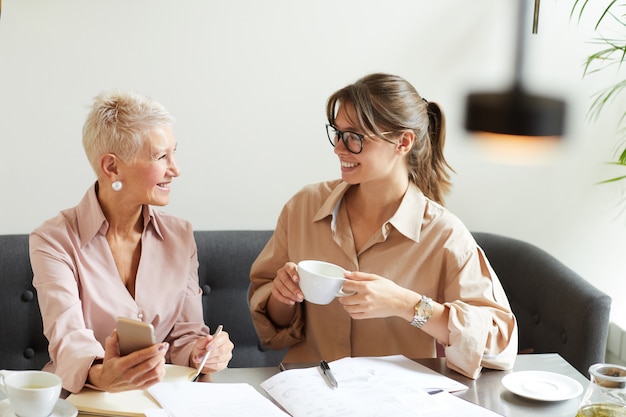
[464,0,566,142]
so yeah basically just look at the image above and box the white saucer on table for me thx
[0,398,78,417]
[501,370,583,402]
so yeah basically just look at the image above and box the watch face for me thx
[418,297,433,318]
[411,296,433,328]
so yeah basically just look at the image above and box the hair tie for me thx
[422,97,429,105]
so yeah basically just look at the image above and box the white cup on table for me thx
[297,260,355,305]
[0,370,62,417]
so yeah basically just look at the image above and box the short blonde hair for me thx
[82,90,174,173]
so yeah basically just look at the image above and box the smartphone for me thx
[116,317,156,356]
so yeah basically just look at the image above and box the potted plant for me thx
[572,1,626,184]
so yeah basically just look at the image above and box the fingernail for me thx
[159,342,169,352]
[297,293,304,302]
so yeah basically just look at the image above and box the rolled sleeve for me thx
[442,246,517,379]
[249,281,305,349]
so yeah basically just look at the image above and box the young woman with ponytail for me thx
[249,73,517,379]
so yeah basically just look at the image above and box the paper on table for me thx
[148,381,289,417]
[260,355,477,417]
[66,364,196,417]
[336,355,468,392]
[144,411,169,417]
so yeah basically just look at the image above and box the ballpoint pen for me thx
[320,360,338,389]
[192,325,223,382]
[426,389,443,395]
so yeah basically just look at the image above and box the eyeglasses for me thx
[325,124,397,154]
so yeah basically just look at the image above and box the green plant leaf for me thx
[588,80,626,121]
[618,146,626,164]
[594,0,619,30]
[598,175,626,184]
[574,0,626,184]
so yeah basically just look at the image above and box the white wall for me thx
[1,1,625,327]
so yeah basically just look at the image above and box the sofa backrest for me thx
[0,234,49,370]
[193,230,286,367]
[0,230,612,377]
[474,232,611,377]
[0,231,285,371]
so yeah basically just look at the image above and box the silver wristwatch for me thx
[410,295,433,328]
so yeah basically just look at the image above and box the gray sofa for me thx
[0,230,611,377]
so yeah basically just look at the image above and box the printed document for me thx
[261,355,502,417]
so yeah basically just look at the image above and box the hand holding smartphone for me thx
[116,317,156,356]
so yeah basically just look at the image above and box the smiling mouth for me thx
[157,182,170,189]
[341,161,359,168]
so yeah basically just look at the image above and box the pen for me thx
[320,360,338,389]
[192,325,223,382]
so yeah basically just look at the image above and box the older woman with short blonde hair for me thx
[31,90,233,393]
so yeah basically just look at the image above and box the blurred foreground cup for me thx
[0,370,62,417]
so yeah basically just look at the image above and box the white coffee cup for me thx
[297,260,355,305]
[0,370,62,417]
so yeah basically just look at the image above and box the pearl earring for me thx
[112,180,123,191]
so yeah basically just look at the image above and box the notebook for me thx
[66,364,196,416]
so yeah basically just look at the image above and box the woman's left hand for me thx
[190,329,234,373]
[338,271,417,320]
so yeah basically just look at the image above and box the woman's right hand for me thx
[88,330,168,392]
[270,261,304,306]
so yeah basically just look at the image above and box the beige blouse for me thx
[249,180,517,379]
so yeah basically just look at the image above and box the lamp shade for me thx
[464,87,566,137]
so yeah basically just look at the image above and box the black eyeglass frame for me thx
[325,124,397,155]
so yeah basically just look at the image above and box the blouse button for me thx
[137,313,144,320]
